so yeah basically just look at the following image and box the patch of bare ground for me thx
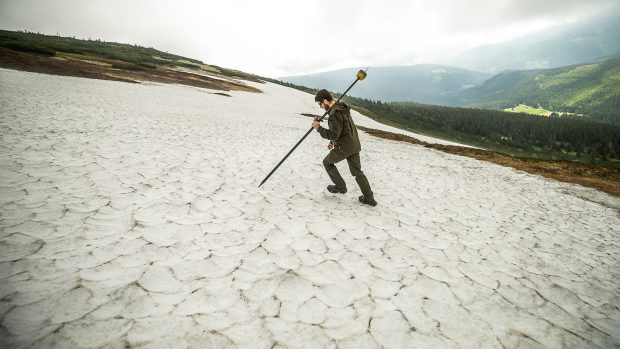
[358,125,620,197]
[0,47,261,93]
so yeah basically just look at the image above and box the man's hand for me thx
[327,142,334,150]
[312,120,320,130]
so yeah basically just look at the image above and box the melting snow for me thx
[0,68,619,348]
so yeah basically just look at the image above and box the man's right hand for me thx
[327,142,334,150]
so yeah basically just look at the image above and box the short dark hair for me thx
[315,89,333,102]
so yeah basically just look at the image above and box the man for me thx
[312,89,377,206]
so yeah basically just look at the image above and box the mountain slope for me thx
[0,29,266,90]
[458,59,620,123]
[280,65,491,105]
[1,68,619,348]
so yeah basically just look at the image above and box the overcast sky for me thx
[1,0,618,77]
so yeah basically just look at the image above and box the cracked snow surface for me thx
[1,68,619,348]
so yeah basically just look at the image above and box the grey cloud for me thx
[1,0,619,77]
[436,0,618,31]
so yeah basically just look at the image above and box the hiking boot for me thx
[359,195,377,206]
[327,185,347,194]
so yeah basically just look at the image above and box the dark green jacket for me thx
[318,102,361,155]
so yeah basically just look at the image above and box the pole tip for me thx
[356,70,367,80]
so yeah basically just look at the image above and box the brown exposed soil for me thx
[0,47,261,93]
[358,125,620,197]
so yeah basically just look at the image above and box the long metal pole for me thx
[258,69,367,188]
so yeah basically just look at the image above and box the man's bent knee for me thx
[350,169,364,178]
[323,157,332,168]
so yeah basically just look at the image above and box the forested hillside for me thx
[458,59,620,124]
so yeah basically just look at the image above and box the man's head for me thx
[315,89,334,110]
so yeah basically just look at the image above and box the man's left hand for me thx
[312,120,320,130]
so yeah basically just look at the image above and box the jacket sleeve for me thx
[318,112,343,141]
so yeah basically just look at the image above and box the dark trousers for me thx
[323,149,373,198]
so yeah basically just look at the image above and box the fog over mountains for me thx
[437,8,620,73]
[280,8,620,106]
[281,65,492,105]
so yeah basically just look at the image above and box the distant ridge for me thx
[280,65,491,105]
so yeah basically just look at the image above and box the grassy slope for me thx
[0,29,268,83]
[462,59,620,122]
[0,29,202,66]
[504,104,553,116]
